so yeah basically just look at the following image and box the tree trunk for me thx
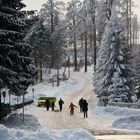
[68,56,70,78]
[92,0,97,71]
[63,66,67,76]
[50,0,54,68]
[0,93,1,105]
[93,23,97,71]
[126,0,130,45]
[85,32,88,72]
[39,59,43,82]
[74,37,77,71]
[129,0,132,47]
[105,0,114,21]
[80,35,84,48]
[23,94,25,122]
[35,58,38,82]
[57,66,60,87]
[51,42,54,68]
[89,30,93,48]
[73,17,77,71]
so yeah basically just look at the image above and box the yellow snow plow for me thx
[37,97,57,107]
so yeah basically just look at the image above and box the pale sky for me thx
[133,0,140,16]
[23,0,140,19]
[23,0,46,11]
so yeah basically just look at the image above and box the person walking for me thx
[79,98,84,112]
[51,101,55,111]
[58,98,64,111]
[82,100,88,118]
[45,98,50,111]
[69,102,77,116]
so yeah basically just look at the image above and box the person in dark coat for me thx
[51,101,55,111]
[79,98,84,112]
[45,98,50,111]
[58,98,64,111]
[82,100,88,118]
[69,102,77,116]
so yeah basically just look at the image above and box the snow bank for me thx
[94,106,140,117]
[1,113,40,131]
[0,125,95,140]
[94,106,140,131]
[113,116,140,130]
[0,109,95,140]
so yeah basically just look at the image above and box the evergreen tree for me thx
[0,0,36,95]
[94,10,135,105]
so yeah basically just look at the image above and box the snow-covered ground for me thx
[1,66,140,140]
[1,113,40,131]
[113,116,140,130]
[0,67,96,140]
[0,124,95,140]
[94,106,140,131]
[27,71,85,100]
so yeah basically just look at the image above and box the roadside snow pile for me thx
[94,106,140,130]
[94,106,140,117]
[0,125,95,140]
[1,113,40,131]
[113,116,140,130]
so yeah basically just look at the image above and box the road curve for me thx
[26,71,140,137]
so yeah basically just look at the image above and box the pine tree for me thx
[107,15,135,103]
[94,10,135,105]
[0,0,36,95]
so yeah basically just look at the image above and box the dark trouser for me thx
[52,106,54,111]
[59,105,62,111]
[84,111,88,118]
[46,106,49,111]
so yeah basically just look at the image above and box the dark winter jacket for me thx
[59,99,64,106]
[51,101,55,107]
[45,99,50,107]
[79,98,84,107]
[82,100,88,112]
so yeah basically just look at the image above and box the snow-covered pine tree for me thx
[94,9,135,105]
[0,0,36,95]
[107,14,135,103]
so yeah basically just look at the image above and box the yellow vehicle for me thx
[37,97,57,107]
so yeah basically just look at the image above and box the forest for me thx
[1,0,139,104]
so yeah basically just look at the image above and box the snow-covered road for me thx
[26,70,140,138]
[26,72,96,130]
[96,135,140,140]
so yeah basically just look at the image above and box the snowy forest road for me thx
[26,71,140,138]
[27,72,97,130]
